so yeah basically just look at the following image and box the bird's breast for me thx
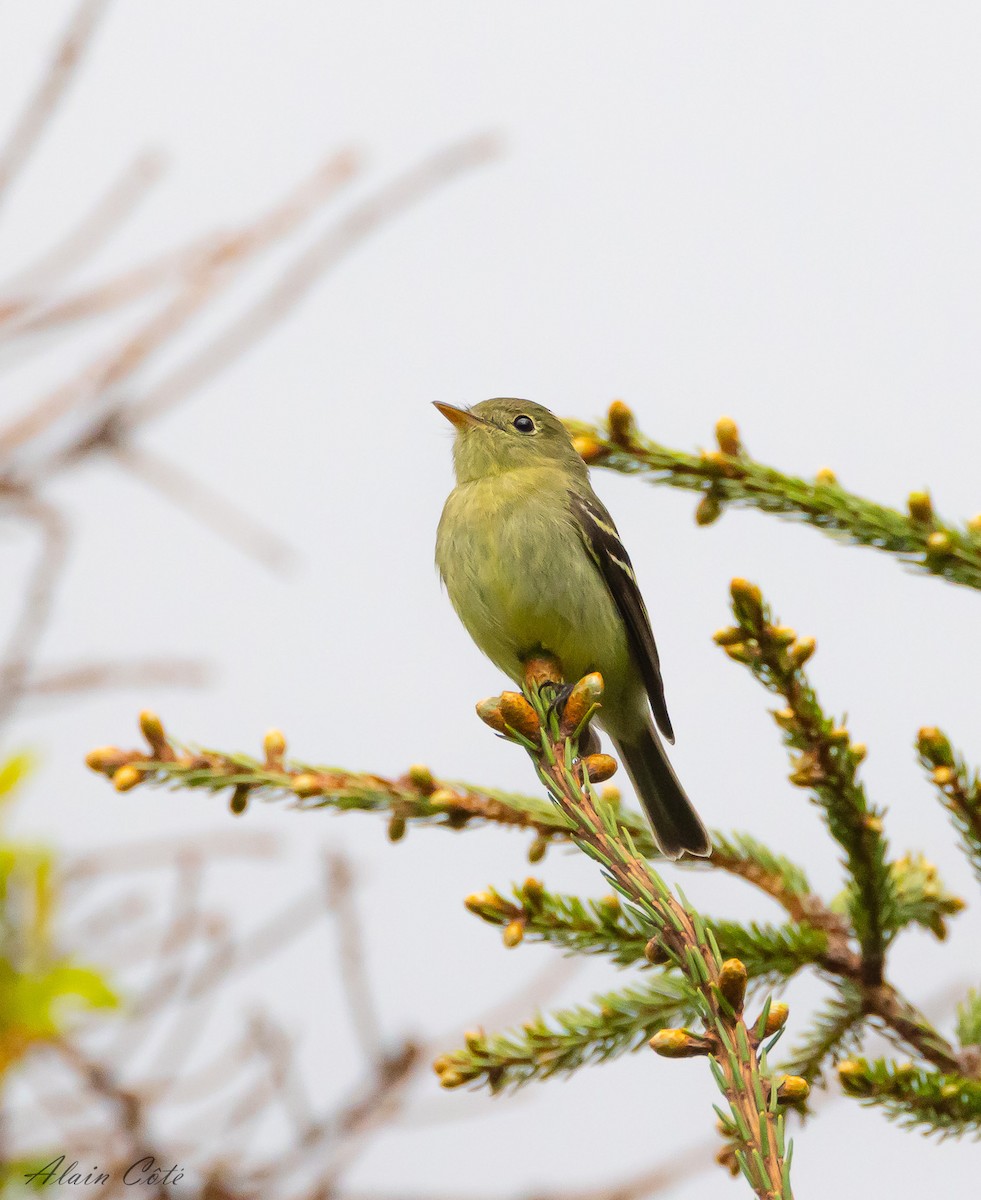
[436,471,629,685]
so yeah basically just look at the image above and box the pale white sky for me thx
[2,3,980,1196]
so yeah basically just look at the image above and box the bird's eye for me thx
[513,415,535,433]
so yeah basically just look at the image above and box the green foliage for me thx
[722,582,898,983]
[916,727,981,884]
[437,975,698,1092]
[955,991,981,1049]
[465,879,828,983]
[838,1058,981,1139]
[567,411,981,591]
[0,756,117,1078]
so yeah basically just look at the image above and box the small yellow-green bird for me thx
[434,398,711,860]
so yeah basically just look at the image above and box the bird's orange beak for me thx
[433,402,486,430]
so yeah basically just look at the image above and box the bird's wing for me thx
[568,489,675,743]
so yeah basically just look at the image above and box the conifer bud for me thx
[695,493,723,526]
[968,513,981,535]
[464,892,496,914]
[600,785,621,808]
[521,878,544,908]
[607,400,635,444]
[768,625,797,646]
[387,814,406,841]
[502,918,525,948]
[139,710,168,756]
[229,785,249,815]
[926,530,952,556]
[932,765,956,787]
[763,1002,789,1035]
[712,627,744,647]
[644,936,670,965]
[723,642,754,664]
[600,894,621,917]
[718,958,748,1013]
[815,467,837,485]
[772,707,799,732]
[559,672,604,735]
[917,727,951,761]
[291,773,324,798]
[715,416,741,456]
[787,637,816,668]
[649,1029,708,1058]
[112,764,143,792]
[464,1029,484,1052]
[527,835,548,863]
[498,692,541,740]
[407,763,434,794]
[776,1075,810,1103]
[837,1060,874,1095]
[475,697,507,733]
[582,753,618,783]
[438,1070,467,1089]
[729,578,763,623]
[572,435,604,463]
[850,743,867,763]
[907,491,934,522]
[428,788,458,809]
[263,728,286,766]
[85,746,130,775]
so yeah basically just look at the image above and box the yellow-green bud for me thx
[582,753,618,783]
[522,877,544,907]
[475,696,507,733]
[229,785,249,815]
[932,765,956,787]
[763,1002,789,1035]
[907,491,934,522]
[527,834,548,863]
[139,710,167,754]
[464,891,496,914]
[407,764,434,793]
[649,1028,707,1058]
[502,918,525,948]
[815,467,838,485]
[559,672,604,735]
[498,692,541,740]
[644,936,670,965]
[715,416,741,456]
[387,814,406,842]
[112,764,143,792]
[926,530,952,555]
[428,788,459,809]
[717,958,748,1013]
[291,773,324,798]
[712,626,744,647]
[695,493,723,526]
[776,1075,810,1103]
[263,728,286,764]
[768,625,797,646]
[788,636,816,667]
[573,435,604,463]
[85,746,130,774]
[607,400,635,444]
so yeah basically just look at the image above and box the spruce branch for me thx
[916,727,981,883]
[434,975,698,1093]
[566,404,981,591]
[464,880,828,982]
[447,665,798,1200]
[717,578,897,984]
[837,1058,981,1139]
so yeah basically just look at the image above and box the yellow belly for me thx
[436,468,641,725]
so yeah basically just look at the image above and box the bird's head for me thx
[434,398,588,483]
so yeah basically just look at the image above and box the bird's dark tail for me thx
[612,722,711,860]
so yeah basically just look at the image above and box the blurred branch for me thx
[0,151,165,300]
[567,404,981,591]
[24,655,209,700]
[0,0,111,213]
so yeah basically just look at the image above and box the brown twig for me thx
[0,0,112,212]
